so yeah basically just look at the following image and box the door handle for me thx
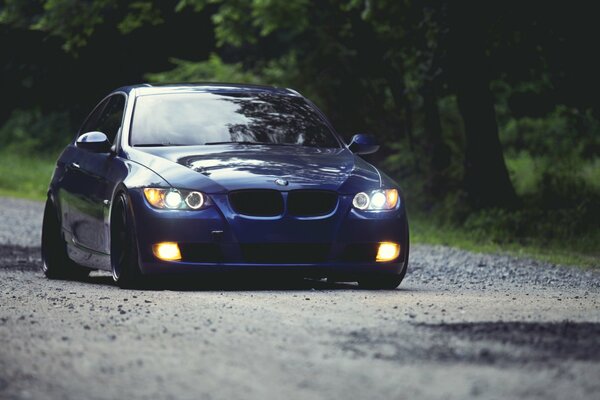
[71,162,81,169]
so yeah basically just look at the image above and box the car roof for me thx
[112,83,301,97]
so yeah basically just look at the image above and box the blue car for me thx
[41,83,409,289]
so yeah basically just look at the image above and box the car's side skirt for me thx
[64,230,111,271]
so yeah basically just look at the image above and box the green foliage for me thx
[581,158,600,191]
[505,152,540,195]
[0,0,44,28]
[32,0,116,51]
[0,108,73,155]
[118,1,163,34]
[249,0,309,37]
[501,106,599,159]
[144,53,312,104]
[145,54,263,84]
[0,0,162,51]
[176,0,309,46]
[402,145,600,265]
[499,102,600,218]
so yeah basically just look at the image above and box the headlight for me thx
[164,191,183,208]
[143,188,210,210]
[352,189,399,211]
[352,192,370,210]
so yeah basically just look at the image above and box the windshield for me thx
[130,92,340,148]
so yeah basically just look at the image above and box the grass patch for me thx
[411,213,600,268]
[0,151,56,201]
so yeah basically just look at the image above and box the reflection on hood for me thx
[136,144,381,192]
[180,147,351,185]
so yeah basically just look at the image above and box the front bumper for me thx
[129,189,409,277]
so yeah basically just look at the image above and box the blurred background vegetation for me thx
[1,0,598,265]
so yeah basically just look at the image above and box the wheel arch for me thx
[108,184,144,270]
[108,183,139,249]
[45,188,62,224]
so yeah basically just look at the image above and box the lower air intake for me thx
[241,243,330,264]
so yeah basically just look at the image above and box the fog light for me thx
[376,242,400,262]
[152,242,182,261]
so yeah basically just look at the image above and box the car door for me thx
[58,97,109,244]
[67,94,126,254]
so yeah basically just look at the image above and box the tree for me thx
[446,2,518,208]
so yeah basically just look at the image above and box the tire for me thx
[41,198,90,280]
[110,192,144,289]
[358,273,404,290]
[358,229,410,290]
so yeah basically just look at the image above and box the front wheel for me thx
[41,198,90,280]
[110,192,144,289]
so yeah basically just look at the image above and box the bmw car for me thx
[41,83,409,289]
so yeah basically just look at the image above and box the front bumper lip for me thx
[140,260,405,276]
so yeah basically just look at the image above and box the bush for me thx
[0,108,73,155]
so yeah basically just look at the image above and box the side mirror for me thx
[348,134,379,155]
[76,131,111,153]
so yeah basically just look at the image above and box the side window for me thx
[96,95,126,144]
[79,98,109,136]
[79,94,126,144]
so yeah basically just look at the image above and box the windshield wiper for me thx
[204,141,296,146]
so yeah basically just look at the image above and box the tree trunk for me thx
[447,2,518,209]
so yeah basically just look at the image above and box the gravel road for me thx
[0,196,599,400]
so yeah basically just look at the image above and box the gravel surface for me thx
[0,197,44,247]
[0,196,599,400]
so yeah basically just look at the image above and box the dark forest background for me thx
[1,0,599,264]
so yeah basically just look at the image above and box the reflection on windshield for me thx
[131,92,340,148]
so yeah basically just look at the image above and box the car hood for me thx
[128,144,382,193]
